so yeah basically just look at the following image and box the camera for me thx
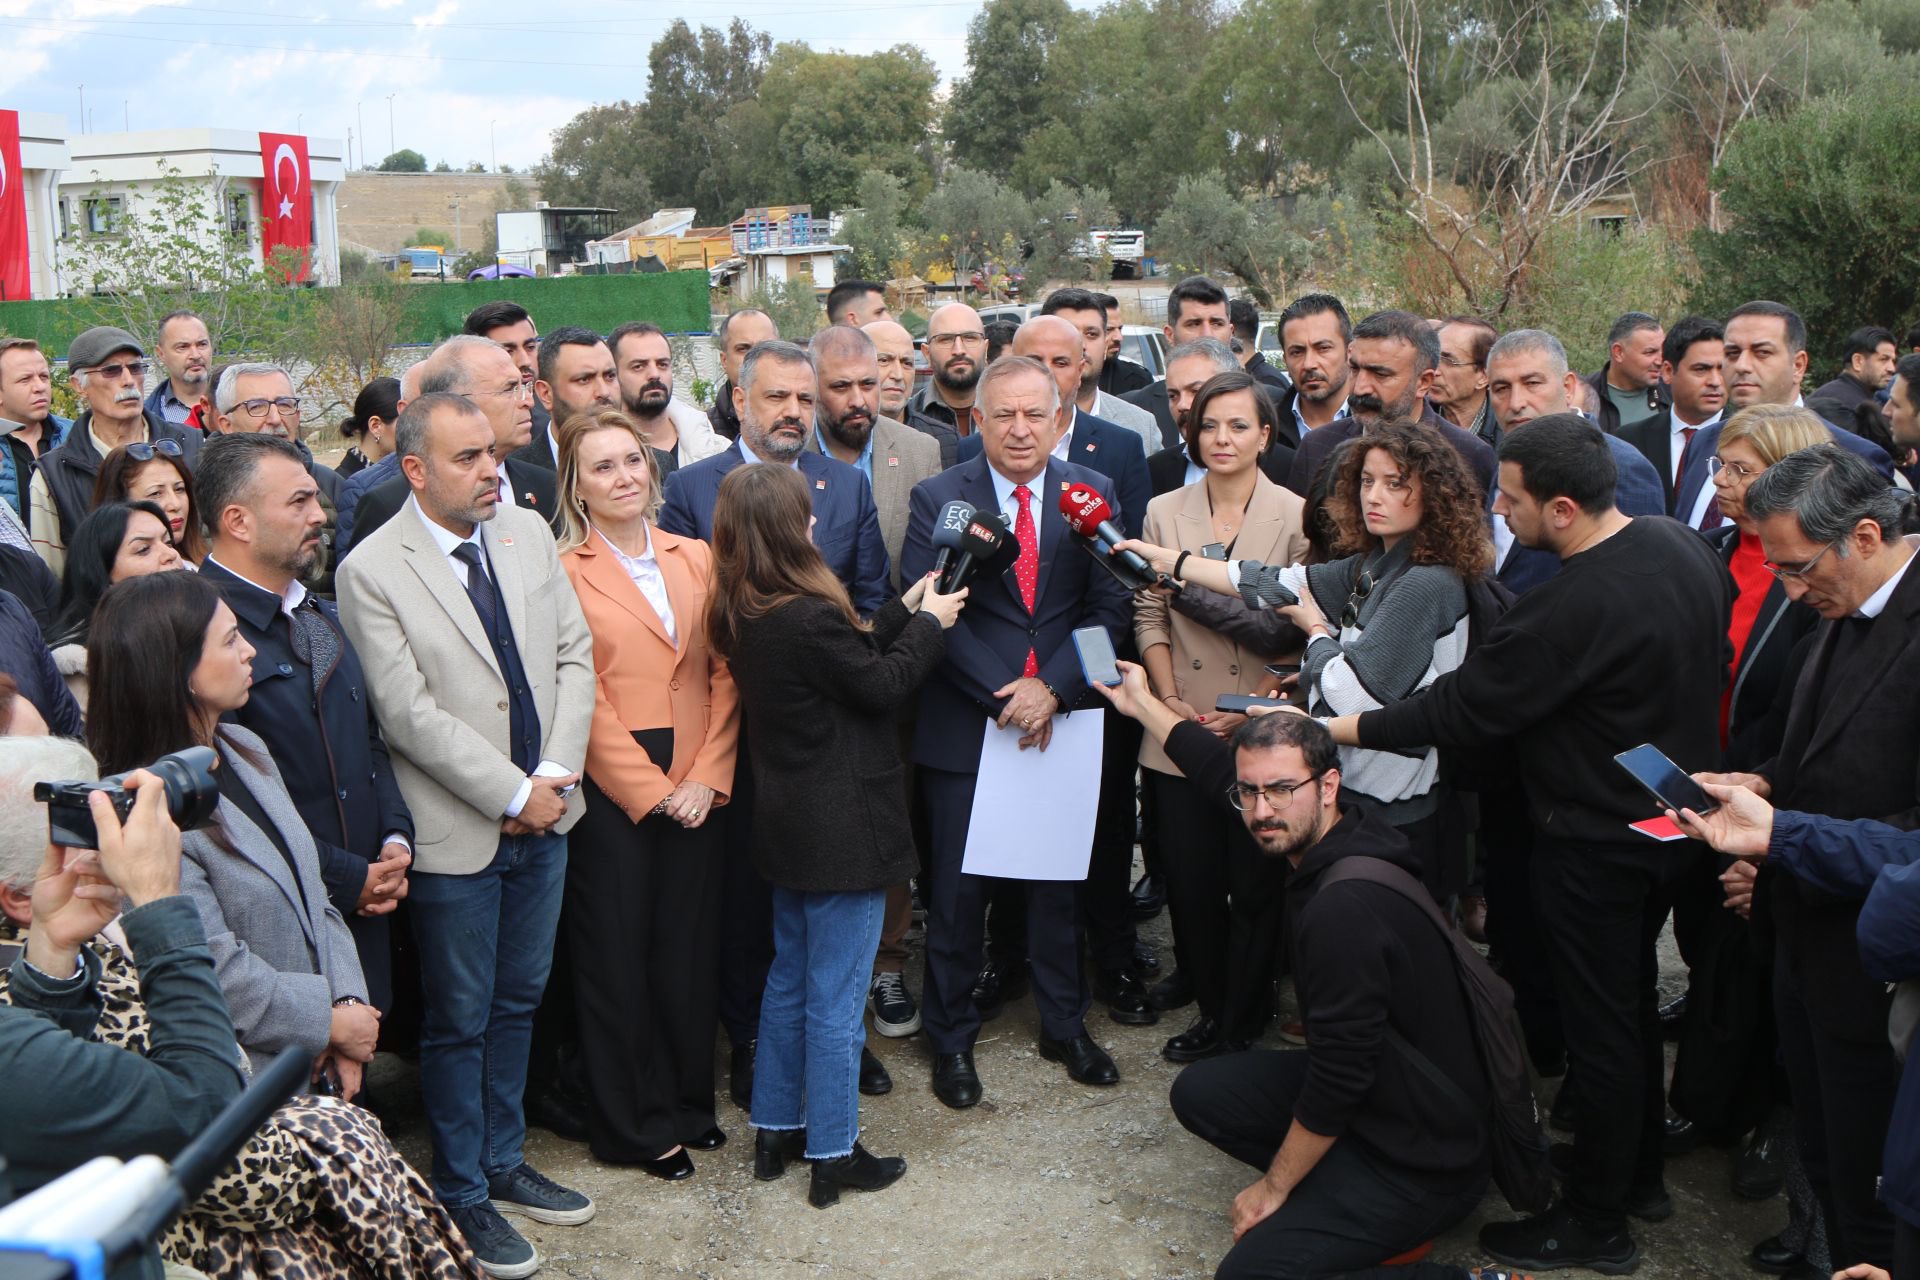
[32,746,221,850]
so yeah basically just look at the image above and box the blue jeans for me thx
[751,885,884,1159]
[408,831,568,1205]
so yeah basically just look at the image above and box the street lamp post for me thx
[77,84,85,132]
[385,95,396,157]
[490,120,497,174]
[357,101,366,168]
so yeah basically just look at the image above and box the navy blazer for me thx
[1495,435,1669,596]
[1673,415,1894,525]
[200,558,413,919]
[659,442,891,616]
[901,455,1132,774]
[956,409,1152,540]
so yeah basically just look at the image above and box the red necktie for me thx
[1013,484,1039,677]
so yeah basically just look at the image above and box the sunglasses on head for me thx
[125,439,184,462]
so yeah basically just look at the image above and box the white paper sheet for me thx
[961,711,1104,880]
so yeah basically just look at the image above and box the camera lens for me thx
[148,745,221,833]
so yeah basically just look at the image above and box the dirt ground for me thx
[370,906,1786,1280]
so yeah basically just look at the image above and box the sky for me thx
[0,0,993,173]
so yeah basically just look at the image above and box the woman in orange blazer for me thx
[1132,371,1308,1064]
[556,408,740,1179]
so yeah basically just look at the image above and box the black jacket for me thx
[39,411,203,548]
[1163,721,1489,1181]
[200,559,412,918]
[1122,380,1183,452]
[1098,357,1156,397]
[1245,351,1290,393]
[1759,551,1920,1041]
[1704,525,1819,772]
[709,378,742,441]
[1285,406,1496,503]
[1583,366,1670,436]
[904,406,961,469]
[1810,374,1879,416]
[0,587,82,738]
[724,595,944,892]
[345,456,559,554]
[0,545,58,639]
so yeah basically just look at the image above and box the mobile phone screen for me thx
[1613,744,1720,816]
[1072,626,1123,688]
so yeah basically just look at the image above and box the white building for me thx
[11,112,70,302]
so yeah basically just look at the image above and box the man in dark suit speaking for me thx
[660,340,890,616]
[902,355,1132,1110]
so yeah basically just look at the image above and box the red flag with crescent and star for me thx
[258,132,312,282]
[0,110,31,301]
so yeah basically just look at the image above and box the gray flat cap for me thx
[67,326,145,371]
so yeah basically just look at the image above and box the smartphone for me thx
[1613,744,1720,816]
[1199,543,1229,560]
[1072,626,1123,687]
[1264,663,1301,677]
[1215,693,1284,714]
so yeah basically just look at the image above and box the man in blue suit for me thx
[1484,330,1668,596]
[1671,301,1894,530]
[904,355,1133,1109]
[957,317,1160,1026]
[659,341,891,615]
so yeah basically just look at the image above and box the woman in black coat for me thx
[705,462,967,1208]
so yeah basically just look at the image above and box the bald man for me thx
[910,303,989,440]
[956,315,1157,1029]
[867,319,959,467]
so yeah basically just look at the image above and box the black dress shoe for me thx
[971,960,1028,1023]
[1732,1128,1785,1200]
[1664,1111,1700,1155]
[1162,1015,1230,1063]
[1038,1034,1120,1086]
[754,1128,806,1181]
[1549,1083,1576,1133]
[932,1051,981,1109]
[1129,872,1166,920]
[808,1141,906,1208]
[628,1147,695,1181]
[859,1045,893,1096]
[1659,993,1688,1042]
[524,1084,589,1142]
[1094,967,1159,1026]
[684,1126,726,1151]
[1132,939,1160,973]
[1147,968,1195,1012]
[1749,1234,1803,1275]
[728,1039,756,1111]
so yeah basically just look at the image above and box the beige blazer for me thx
[336,499,596,875]
[808,414,943,590]
[1134,472,1309,775]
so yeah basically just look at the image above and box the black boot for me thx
[809,1142,907,1208]
[754,1128,806,1181]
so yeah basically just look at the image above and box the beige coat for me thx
[808,414,943,591]
[1134,472,1309,775]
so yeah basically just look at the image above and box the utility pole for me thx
[77,85,84,132]
[123,100,129,130]
[357,101,366,167]
[490,120,497,174]
[386,95,396,156]
[347,127,354,170]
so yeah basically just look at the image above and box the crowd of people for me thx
[0,272,1914,1280]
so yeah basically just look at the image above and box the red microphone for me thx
[1059,485,1154,579]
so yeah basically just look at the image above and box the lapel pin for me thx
[887,456,899,467]
[1060,480,1070,491]
[815,479,827,490]
[499,536,514,547]
[1085,441,1096,452]
[524,492,536,505]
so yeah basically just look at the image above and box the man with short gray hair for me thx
[1583,311,1667,436]
[1699,443,1917,1275]
[208,362,344,591]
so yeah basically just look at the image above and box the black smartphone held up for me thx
[1613,744,1720,816]
[1215,693,1284,715]
[1199,543,1229,560]
[1072,625,1123,688]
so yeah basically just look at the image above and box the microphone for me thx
[941,511,1016,593]
[929,499,977,583]
[1059,485,1154,579]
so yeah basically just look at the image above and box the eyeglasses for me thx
[235,396,303,420]
[1339,568,1378,629]
[1764,540,1841,581]
[124,439,184,461]
[1710,455,1758,481]
[1228,772,1324,811]
[927,332,987,349]
[87,360,148,381]
[473,381,534,402]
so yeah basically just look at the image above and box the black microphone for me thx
[941,511,1014,592]
[929,499,977,584]
[1059,485,1154,578]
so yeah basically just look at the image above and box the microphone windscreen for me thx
[1059,484,1114,536]
[931,500,976,550]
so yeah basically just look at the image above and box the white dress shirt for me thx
[987,461,1048,542]
[407,494,569,818]
[1669,407,1723,487]
[1856,546,1917,619]
[598,523,676,646]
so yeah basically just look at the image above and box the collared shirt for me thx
[1293,396,1348,442]
[406,494,567,817]
[987,461,1048,541]
[737,434,802,470]
[598,524,676,645]
[1856,547,1917,619]
[1679,408,1731,530]
[1492,505,1517,571]
[1669,407,1724,487]
[151,383,196,425]
[205,554,308,617]
[815,423,874,481]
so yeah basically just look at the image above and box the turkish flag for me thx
[258,132,313,282]
[0,110,30,302]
